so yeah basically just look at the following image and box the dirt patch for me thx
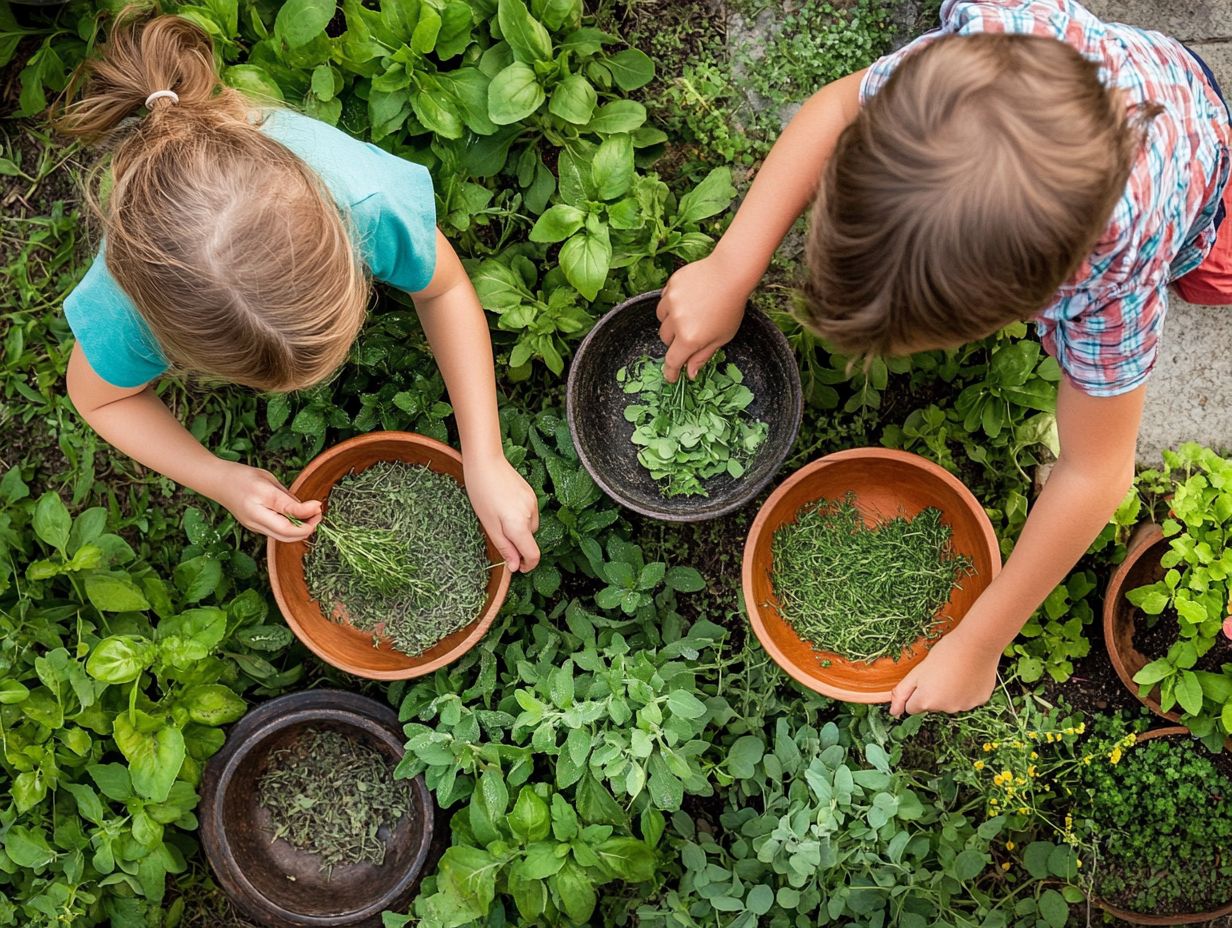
[1133,607,1232,675]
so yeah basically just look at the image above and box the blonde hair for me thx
[805,33,1153,357]
[56,10,368,392]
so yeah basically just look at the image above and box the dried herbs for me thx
[257,728,409,873]
[617,351,768,498]
[770,493,974,662]
[304,461,489,656]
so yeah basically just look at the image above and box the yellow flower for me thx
[983,743,993,753]
[1016,776,1026,786]
[1110,747,1123,765]
[1065,814,1073,829]
[1001,862,1011,871]
[1076,859,1083,869]
[1029,751,1038,760]
[1006,840,1015,851]
[1028,732,1039,741]
[990,798,999,806]
[1017,806,1028,815]
[1027,765,1038,778]
[1075,722,1086,735]
[974,760,986,771]
[1012,740,1024,749]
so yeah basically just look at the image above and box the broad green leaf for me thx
[174,555,223,602]
[596,837,655,882]
[549,74,596,125]
[559,226,611,301]
[488,62,545,124]
[553,860,598,923]
[604,48,654,90]
[588,99,647,134]
[180,684,247,726]
[85,573,150,613]
[33,491,71,551]
[498,0,553,63]
[224,64,285,101]
[1176,669,1205,716]
[113,711,186,803]
[591,133,633,200]
[86,636,155,684]
[530,204,586,243]
[3,826,54,869]
[274,0,334,48]
[1037,889,1070,928]
[507,786,551,842]
[676,167,737,224]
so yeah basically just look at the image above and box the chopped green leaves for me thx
[618,351,767,498]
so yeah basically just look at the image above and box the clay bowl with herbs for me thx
[566,290,803,522]
[267,431,510,680]
[1085,725,1232,926]
[742,448,1001,703]
[200,690,434,928]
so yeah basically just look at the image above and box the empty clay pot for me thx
[742,448,1001,703]
[267,431,511,680]
[1103,524,1179,722]
[566,290,803,522]
[199,690,434,928]
[1091,725,1232,925]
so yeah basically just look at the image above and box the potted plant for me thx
[1103,444,1232,750]
[1078,723,1232,925]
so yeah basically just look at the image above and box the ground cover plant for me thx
[770,493,974,662]
[256,728,410,873]
[1076,715,1232,917]
[304,462,489,656]
[618,351,768,497]
[0,0,1220,925]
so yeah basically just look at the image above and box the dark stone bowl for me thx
[199,690,433,928]
[567,290,803,522]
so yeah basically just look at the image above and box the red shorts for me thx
[1175,179,1232,306]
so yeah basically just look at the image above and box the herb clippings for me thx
[617,351,768,498]
[770,493,974,663]
[304,461,489,656]
[257,728,410,874]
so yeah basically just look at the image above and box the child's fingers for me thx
[503,517,540,572]
[491,533,521,573]
[659,317,676,347]
[662,339,694,383]
[254,508,314,542]
[282,497,323,521]
[889,679,916,718]
[686,342,721,379]
[655,289,672,322]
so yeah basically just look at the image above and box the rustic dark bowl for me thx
[742,448,1001,703]
[566,290,803,521]
[199,690,433,928]
[267,431,510,680]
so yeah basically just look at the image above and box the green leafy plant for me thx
[618,351,767,497]
[1127,445,1232,747]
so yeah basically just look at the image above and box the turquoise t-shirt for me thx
[63,109,438,388]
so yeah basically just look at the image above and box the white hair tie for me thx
[145,90,179,108]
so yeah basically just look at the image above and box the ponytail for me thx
[56,8,243,141]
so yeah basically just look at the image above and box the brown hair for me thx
[805,33,1153,358]
[56,10,368,391]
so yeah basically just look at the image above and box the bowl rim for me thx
[565,289,803,523]
[266,430,511,680]
[741,447,1002,703]
[199,690,434,927]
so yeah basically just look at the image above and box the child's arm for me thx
[413,230,540,573]
[657,68,867,382]
[66,345,322,541]
[889,380,1147,716]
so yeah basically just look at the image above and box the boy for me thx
[656,0,1232,714]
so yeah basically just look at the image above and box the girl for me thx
[655,0,1232,713]
[58,12,540,572]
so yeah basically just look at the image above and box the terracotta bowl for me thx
[1103,524,1180,722]
[566,290,803,522]
[267,431,511,680]
[742,448,1001,703]
[199,690,434,928]
[1091,725,1232,925]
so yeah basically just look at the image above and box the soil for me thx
[1133,606,1232,676]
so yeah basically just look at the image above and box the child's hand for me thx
[464,455,540,572]
[657,255,752,382]
[888,628,1000,717]
[214,463,322,542]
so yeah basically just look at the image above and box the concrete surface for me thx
[1083,1,1232,461]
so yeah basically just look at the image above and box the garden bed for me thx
[2,1,1229,927]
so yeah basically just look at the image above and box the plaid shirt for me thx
[861,0,1231,397]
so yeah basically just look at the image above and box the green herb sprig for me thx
[618,351,768,498]
[257,728,410,874]
[304,462,490,656]
[770,493,974,662]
